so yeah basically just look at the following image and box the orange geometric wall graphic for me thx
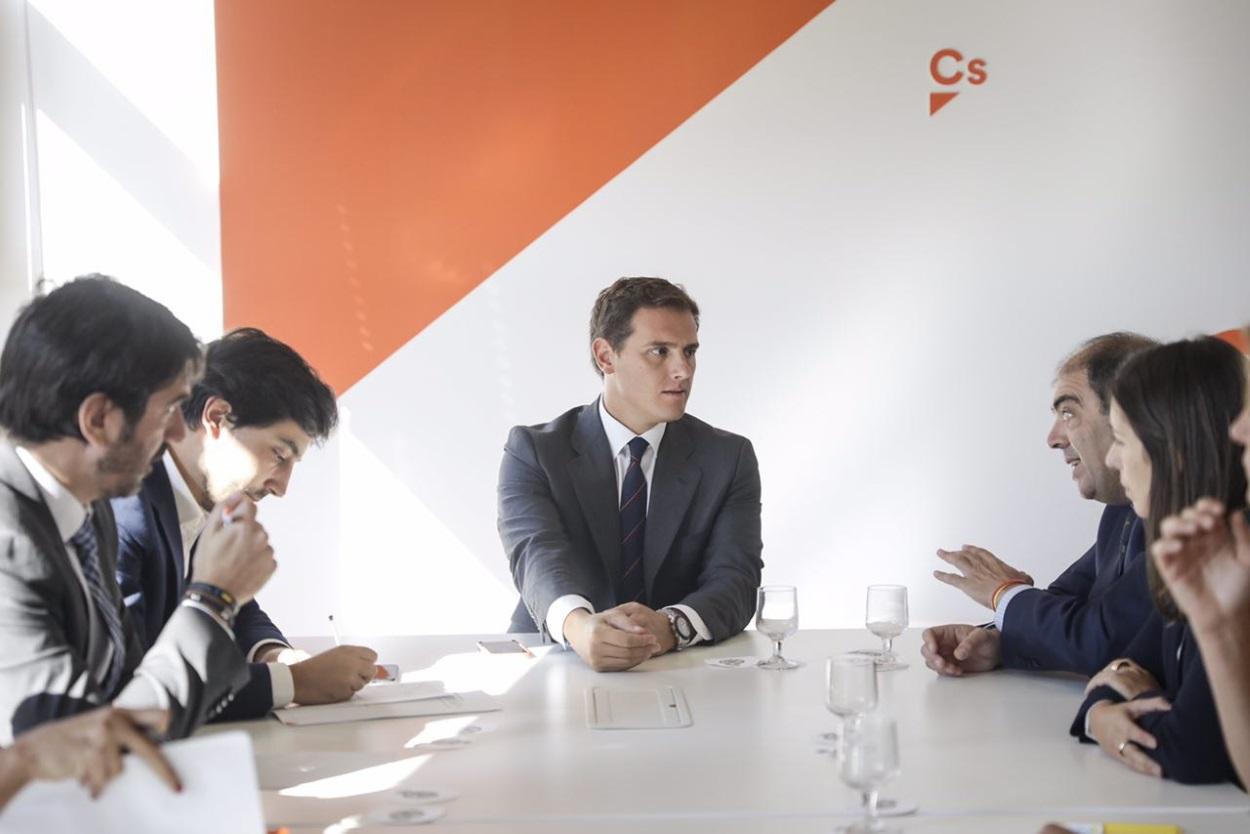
[1216,328,1249,354]
[215,0,836,393]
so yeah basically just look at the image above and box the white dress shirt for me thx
[163,453,295,708]
[544,400,712,647]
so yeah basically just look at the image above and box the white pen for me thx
[328,614,342,646]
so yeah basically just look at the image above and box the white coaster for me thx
[362,806,446,825]
[409,736,473,752]
[457,720,496,735]
[390,787,458,804]
[705,656,761,669]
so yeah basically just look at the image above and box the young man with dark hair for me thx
[498,277,763,671]
[921,331,1159,677]
[112,327,378,718]
[0,276,275,745]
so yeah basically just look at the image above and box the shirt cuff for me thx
[993,584,1033,631]
[546,595,594,647]
[247,639,291,663]
[669,604,711,646]
[268,662,295,708]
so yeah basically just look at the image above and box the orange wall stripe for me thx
[1216,328,1249,354]
[215,0,836,393]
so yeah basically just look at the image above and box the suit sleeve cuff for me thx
[179,599,235,640]
[993,584,1033,630]
[247,639,291,663]
[670,604,711,646]
[267,662,295,708]
[546,595,594,647]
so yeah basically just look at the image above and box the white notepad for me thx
[585,686,692,729]
[0,731,263,834]
[275,689,501,726]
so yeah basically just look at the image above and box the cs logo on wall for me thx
[929,48,987,116]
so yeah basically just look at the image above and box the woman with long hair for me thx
[1149,327,1250,787]
[1070,336,1248,786]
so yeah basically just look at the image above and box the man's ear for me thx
[591,338,617,376]
[201,396,233,438]
[77,392,124,448]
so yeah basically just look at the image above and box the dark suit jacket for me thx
[111,460,288,720]
[0,442,247,744]
[1001,503,1154,676]
[1071,610,1241,787]
[498,402,763,641]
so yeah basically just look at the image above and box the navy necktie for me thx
[70,517,126,696]
[619,436,649,605]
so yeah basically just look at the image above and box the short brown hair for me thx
[588,277,699,376]
[1057,332,1157,414]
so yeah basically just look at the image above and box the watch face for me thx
[674,613,694,640]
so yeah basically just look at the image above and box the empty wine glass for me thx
[820,654,877,746]
[755,585,801,670]
[838,713,901,833]
[865,585,908,671]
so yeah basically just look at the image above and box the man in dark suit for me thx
[0,276,276,745]
[498,277,763,671]
[921,332,1159,677]
[112,328,379,719]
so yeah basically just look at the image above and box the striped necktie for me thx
[70,516,126,696]
[619,436,649,605]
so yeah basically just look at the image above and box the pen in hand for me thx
[328,614,342,647]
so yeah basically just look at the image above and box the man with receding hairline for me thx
[922,332,1159,678]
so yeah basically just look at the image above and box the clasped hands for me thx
[1085,657,1169,778]
[563,602,676,671]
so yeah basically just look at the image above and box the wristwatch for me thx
[662,607,697,650]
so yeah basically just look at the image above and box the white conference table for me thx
[203,629,1250,832]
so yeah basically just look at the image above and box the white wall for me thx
[17,0,1250,639]
[24,0,222,339]
[0,0,38,326]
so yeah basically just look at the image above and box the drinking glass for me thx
[865,585,908,671]
[755,585,801,670]
[838,713,901,833]
[820,654,877,745]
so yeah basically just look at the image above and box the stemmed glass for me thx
[865,585,908,671]
[820,654,877,746]
[838,713,901,833]
[755,585,801,670]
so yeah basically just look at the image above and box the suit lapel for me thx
[567,403,624,598]
[643,418,700,598]
[0,441,91,642]
[146,462,186,602]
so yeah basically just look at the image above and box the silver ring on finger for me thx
[1117,740,1130,755]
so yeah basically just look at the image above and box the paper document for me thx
[0,731,262,834]
[275,689,502,726]
[352,680,445,705]
[585,686,693,729]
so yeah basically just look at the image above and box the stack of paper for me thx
[275,681,501,726]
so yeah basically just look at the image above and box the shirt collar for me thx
[14,446,89,543]
[163,452,207,532]
[598,397,667,458]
